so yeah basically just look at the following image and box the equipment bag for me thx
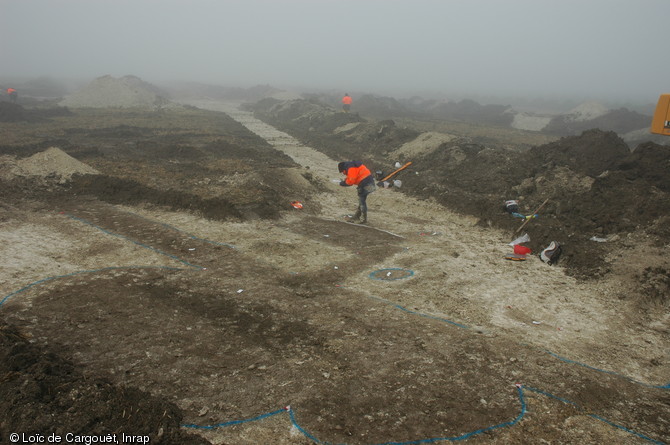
[540,241,562,265]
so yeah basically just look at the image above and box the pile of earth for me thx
[0,147,99,184]
[59,75,175,109]
[249,97,670,283]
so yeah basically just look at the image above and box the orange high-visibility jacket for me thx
[7,88,16,94]
[342,95,352,105]
[340,161,372,186]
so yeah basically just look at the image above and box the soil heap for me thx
[0,147,99,183]
[59,75,174,109]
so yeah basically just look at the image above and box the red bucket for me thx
[514,245,531,255]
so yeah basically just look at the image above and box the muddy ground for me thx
[0,98,668,445]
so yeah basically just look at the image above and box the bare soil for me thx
[0,99,668,445]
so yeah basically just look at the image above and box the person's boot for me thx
[357,210,368,224]
[351,208,362,222]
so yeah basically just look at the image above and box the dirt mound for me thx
[0,147,99,184]
[390,131,456,159]
[510,112,553,131]
[618,141,670,192]
[528,128,631,176]
[60,75,174,108]
[565,101,610,121]
[17,147,99,178]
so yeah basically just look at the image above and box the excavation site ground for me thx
[0,95,668,445]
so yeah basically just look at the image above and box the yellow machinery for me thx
[650,94,670,136]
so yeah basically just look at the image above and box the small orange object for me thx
[290,201,303,209]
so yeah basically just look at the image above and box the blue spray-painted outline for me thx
[183,386,666,444]
[368,295,469,330]
[525,387,666,444]
[538,349,670,390]
[0,266,185,307]
[182,407,286,429]
[183,385,527,445]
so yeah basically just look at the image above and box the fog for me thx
[1,0,668,105]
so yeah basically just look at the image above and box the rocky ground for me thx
[0,87,668,445]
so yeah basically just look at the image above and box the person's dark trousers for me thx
[357,182,376,223]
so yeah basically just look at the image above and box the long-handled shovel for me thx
[377,161,412,186]
[515,198,549,234]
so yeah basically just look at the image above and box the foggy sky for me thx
[1,0,668,103]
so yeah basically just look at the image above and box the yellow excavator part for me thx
[650,94,670,136]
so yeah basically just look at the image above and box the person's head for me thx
[338,162,347,173]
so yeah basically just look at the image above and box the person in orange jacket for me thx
[342,93,352,112]
[6,88,17,104]
[338,160,376,223]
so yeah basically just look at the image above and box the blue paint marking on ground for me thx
[0,266,184,308]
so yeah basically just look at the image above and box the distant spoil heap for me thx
[59,75,175,109]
